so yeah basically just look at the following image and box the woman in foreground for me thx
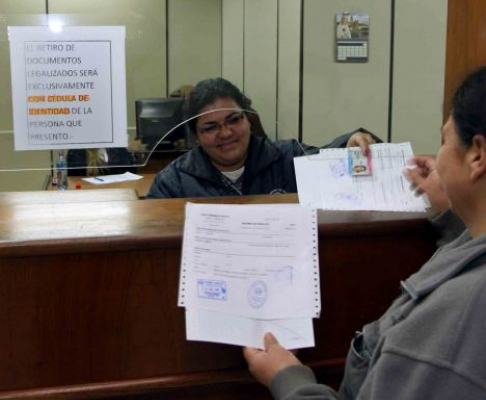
[243,67,486,400]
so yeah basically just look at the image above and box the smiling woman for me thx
[147,77,380,199]
[194,98,251,172]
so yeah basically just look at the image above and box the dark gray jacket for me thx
[269,213,486,400]
[147,130,374,199]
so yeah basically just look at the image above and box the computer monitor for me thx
[135,97,190,151]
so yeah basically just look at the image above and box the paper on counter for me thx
[82,171,143,184]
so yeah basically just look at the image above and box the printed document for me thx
[178,203,320,349]
[294,142,427,211]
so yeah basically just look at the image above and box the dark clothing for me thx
[431,207,466,247]
[147,129,377,199]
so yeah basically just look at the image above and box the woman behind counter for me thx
[147,77,379,199]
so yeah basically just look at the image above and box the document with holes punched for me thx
[178,202,320,349]
[294,142,428,211]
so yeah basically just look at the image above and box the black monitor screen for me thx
[135,97,188,150]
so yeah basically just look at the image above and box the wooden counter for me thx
[0,193,437,399]
[0,188,138,206]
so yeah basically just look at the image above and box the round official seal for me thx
[247,281,267,309]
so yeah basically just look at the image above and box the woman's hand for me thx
[403,155,450,215]
[243,332,302,387]
[346,131,377,155]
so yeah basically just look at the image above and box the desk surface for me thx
[0,188,138,206]
[45,173,156,198]
[0,192,432,256]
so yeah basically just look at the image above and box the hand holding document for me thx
[178,203,320,350]
[294,142,428,211]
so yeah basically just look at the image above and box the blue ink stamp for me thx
[197,279,227,301]
[329,160,347,178]
[247,281,267,309]
[335,192,361,205]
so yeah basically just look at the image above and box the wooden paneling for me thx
[0,194,437,399]
[443,0,486,119]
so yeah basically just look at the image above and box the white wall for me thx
[277,0,301,141]
[222,0,448,153]
[243,0,278,140]
[392,0,448,155]
[222,0,448,151]
[222,0,300,141]
[222,0,244,90]
[302,0,392,146]
[301,0,447,152]
[168,0,222,92]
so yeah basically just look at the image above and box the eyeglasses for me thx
[196,112,245,135]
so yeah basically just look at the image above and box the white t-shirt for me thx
[221,166,245,182]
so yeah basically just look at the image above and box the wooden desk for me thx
[0,193,437,400]
[0,188,138,205]
[45,173,156,198]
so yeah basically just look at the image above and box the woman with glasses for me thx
[147,77,379,199]
[243,67,486,400]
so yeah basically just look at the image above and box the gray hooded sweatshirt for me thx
[269,225,486,400]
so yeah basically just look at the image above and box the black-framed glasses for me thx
[196,111,245,135]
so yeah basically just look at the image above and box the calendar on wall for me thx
[335,12,369,63]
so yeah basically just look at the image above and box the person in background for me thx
[169,84,196,150]
[243,66,486,400]
[67,147,136,177]
[147,77,379,199]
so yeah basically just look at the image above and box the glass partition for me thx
[0,0,448,191]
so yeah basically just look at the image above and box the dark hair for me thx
[184,78,252,133]
[452,66,486,146]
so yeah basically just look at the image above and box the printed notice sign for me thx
[8,26,127,150]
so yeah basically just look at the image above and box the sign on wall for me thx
[8,26,127,150]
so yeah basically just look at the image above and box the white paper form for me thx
[294,142,427,211]
[82,171,143,184]
[185,308,315,350]
[178,203,320,320]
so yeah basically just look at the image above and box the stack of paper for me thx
[178,203,320,350]
[294,142,428,211]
